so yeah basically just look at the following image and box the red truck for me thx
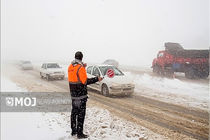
[152,43,209,79]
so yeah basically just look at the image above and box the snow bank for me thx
[124,72,209,109]
[84,107,150,140]
[1,108,164,140]
[1,76,27,92]
[135,74,208,98]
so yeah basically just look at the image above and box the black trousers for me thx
[71,98,87,135]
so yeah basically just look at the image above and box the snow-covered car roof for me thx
[103,59,119,67]
[42,62,59,64]
[88,64,115,67]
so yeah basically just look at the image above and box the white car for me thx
[86,64,135,96]
[103,59,119,67]
[40,63,65,80]
[20,61,33,70]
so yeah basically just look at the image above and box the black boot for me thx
[71,131,77,136]
[77,133,88,139]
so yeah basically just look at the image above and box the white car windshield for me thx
[47,63,60,68]
[99,66,124,76]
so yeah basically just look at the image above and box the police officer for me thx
[68,51,103,139]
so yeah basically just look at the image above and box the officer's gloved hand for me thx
[98,77,103,81]
[83,63,87,68]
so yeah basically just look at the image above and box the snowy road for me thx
[1,63,209,140]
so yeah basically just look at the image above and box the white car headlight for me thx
[129,84,135,88]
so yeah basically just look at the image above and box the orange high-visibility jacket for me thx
[68,64,87,85]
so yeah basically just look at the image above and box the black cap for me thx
[75,51,83,60]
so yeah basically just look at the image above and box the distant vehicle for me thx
[40,63,65,80]
[152,42,209,79]
[86,64,135,96]
[103,59,119,67]
[20,61,33,70]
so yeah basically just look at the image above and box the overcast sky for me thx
[1,0,209,67]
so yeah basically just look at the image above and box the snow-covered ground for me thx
[1,75,167,140]
[125,72,209,110]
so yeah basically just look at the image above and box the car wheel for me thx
[101,84,109,96]
[46,74,50,81]
[185,67,195,79]
[200,71,209,79]
[40,72,44,79]
[153,65,159,74]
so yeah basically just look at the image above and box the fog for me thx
[1,0,209,67]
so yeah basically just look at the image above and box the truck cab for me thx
[152,51,174,74]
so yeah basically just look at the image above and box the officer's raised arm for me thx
[78,66,103,85]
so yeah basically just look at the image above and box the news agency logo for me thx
[5,97,36,107]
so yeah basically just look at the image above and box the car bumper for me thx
[109,87,135,95]
[49,74,65,79]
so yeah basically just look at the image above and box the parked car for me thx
[40,63,65,80]
[20,61,33,70]
[103,59,119,67]
[86,64,135,96]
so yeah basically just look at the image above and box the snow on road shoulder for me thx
[84,107,165,140]
[2,108,167,140]
[1,76,27,92]
[125,72,209,110]
[1,112,70,140]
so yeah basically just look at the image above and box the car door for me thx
[91,66,101,90]
[40,64,45,76]
[86,66,94,88]
[86,66,93,78]
[157,52,165,67]
[42,64,48,77]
